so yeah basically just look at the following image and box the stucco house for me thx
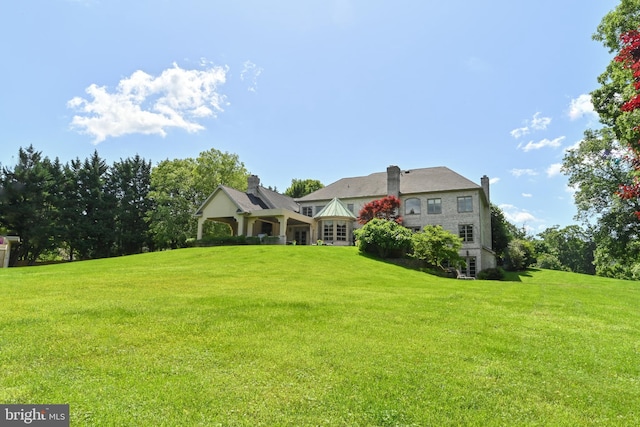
[195,165,496,276]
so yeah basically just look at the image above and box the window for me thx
[302,206,313,217]
[459,224,473,242]
[457,196,473,212]
[347,204,354,213]
[427,198,442,214]
[315,206,325,215]
[323,221,334,241]
[405,198,421,215]
[336,221,347,241]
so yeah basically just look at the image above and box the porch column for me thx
[236,215,245,236]
[197,218,205,240]
[246,218,256,237]
[278,216,288,244]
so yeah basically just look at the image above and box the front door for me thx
[294,230,307,245]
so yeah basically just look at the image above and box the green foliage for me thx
[490,204,523,264]
[0,145,61,264]
[536,225,595,274]
[411,225,463,269]
[109,155,153,256]
[0,145,249,262]
[562,129,640,278]
[592,1,640,140]
[593,0,640,53]
[147,148,248,251]
[504,239,536,271]
[146,158,199,250]
[563,2,640,279]
[73,151,117,260]
[196,235,253,246]
[476,267,505,280]
[284,178,324,198]
[535,253,570,272]
[354,218,413,258]
[193,148,249,200]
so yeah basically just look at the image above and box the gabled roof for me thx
[314,198,357,219]
[297,166,481,202]
[195,184,299,216]
[256,186,300,212]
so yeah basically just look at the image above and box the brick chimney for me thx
[247,175,260,195]
[481,175,490,203]
[387,165,401,198]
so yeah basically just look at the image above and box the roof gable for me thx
[195,185,298,216]
[314,198,357,219]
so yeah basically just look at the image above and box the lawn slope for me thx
[1,246,639,426]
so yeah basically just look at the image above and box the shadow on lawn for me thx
[502,268,540,282]
[358,252,540,283]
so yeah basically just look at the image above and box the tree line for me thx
[0,145,248,266]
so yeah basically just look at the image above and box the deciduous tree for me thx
[411,225,463,270]
[357,195,402,225]
[284,179,324,198]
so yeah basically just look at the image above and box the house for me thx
[195,165,495,276]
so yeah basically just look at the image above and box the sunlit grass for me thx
[1,246,639,425]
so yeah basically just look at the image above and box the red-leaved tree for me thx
[357,195,402,225]
[615,29,640,220]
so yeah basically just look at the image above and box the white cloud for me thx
[489,177,500,185]
[499,203,541,227]
[510,168,538,177]
[510,126,529,139]
[530,112,551,130]
[240,60,263,93]
[518,136,566,152]
[568,94,596,120]
[510,112,551,139]
[67,62,227,143]
[522,193,533,198]
[546,163,563,177]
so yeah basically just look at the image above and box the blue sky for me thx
[1,0,619,233]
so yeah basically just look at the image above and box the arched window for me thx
[405,198,421,215]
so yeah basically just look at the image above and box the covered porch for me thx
[197,209,315,245]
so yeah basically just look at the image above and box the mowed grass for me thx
[1,246,639,426]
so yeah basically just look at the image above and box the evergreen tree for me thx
[110,155,152,255]
[0,146,58,264]
[74,151,116,259]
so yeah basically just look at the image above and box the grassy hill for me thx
[1,246,639,426]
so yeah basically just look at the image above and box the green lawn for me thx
[1,246,639,426]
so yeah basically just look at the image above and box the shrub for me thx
[535,253,570,271]
[411,225,463,270]
[245,236,262,245]
[505,239,536,271]
[476,267,505,280]
[354,219,413,258]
